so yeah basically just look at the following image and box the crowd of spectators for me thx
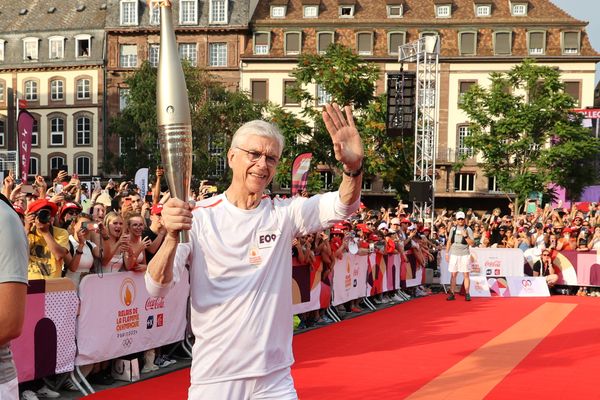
[1,167,599,397]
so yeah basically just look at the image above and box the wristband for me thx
[343,162,363,177]
[75,249,84,255]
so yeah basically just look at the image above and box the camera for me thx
[81,221,99,231]
[36,209,52,224]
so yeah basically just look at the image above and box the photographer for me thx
[64,214,101,289]
[25,199,69,280]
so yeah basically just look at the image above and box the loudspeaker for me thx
[386,72,416,137]
[408,180,433,203]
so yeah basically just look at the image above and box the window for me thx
[562,31,580,54]
[528,31,545,55]
[120,44,138,68]
[29,156,39,176]
[209,0,227,24]
[320,171,333,190]
[458,81,476,104]
[564,81,581,106]
[356,32,373,55]
[76,116,92,145]
[436,5,451,18]
[494,31,512,55]
[316,84,331,106]
[146,44,159,67]
[120,0,138,25]
[283,80,298,106]
[476,5,491,16]
[208,134,226,177]
[362,179,373,191]
[271,6,286,18]
[50,156,66,171]
[23,37,39,60]
[387,5,403,18]
[254,32,270,55]
[251,80,267,102]
[455,173,475,192]
[511,3,527,16]
[209,43,227,67]
[50,80,64,101]
[420,32,440,50]
[285,32,301,55]
[179,43,197,66]
[180,0,198,24]
[459,32,477,56]
[388,32,406,55]
[339,6,355,17]
[0,39,4,61]
[119,88,129,111]
[317,32,334,54]
[303,5,318,18]
[75,34,91,57]
[49,36,64,59]
[488,176,500,192]
[0,120,4,147]
[24,80,38,101]
[76,78,91,100]
[458,125,473,157]
[75,156,91,176]
[50,117,65,146]
[150,6,160,25]
[0,81,4,102]
[31,118,39,146]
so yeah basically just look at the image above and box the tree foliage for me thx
[280,43,413,198]
[460,59,600,211]
[107,61,265,187]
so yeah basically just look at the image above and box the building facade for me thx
[242,0,599,208]
[0,1,107,178]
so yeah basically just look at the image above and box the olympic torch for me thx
[156,1,193,242]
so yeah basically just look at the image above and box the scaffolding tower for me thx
[398,36,440,222]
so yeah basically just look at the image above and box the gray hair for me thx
[230,120,285,156]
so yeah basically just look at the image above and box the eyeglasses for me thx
[457,218,465,220]
[542,253,550,256]
[235,147,279,166]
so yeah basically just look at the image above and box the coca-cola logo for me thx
[484,260,502,268]
[145,296,165,311]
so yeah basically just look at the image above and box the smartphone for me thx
[145,194,153,203]
[15,179,23,185]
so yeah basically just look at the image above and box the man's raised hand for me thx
[322,103,364,172]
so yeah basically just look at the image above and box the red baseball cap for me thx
[151,203,163,215]
[60,202,82,217]
[27,199,58,217]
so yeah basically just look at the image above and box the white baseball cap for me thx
[456,211,466,219]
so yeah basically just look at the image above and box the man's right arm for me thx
[0,282,27,346]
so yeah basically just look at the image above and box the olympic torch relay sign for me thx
[75,270,189,365]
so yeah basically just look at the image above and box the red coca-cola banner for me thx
[17,110,34,183]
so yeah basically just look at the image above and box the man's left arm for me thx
[322,103,363,207]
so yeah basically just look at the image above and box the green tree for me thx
[460,59,600,212]
[282,43,412,198]
[107,61,265,187]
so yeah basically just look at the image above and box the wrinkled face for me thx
[228,135,280,196]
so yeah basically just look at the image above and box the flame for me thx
[124,286,132,306]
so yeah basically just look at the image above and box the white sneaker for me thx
[381,296,390,304]
[400,290,411,299]
[21,390,39,400]
[391,294,404,302]
[372,297,382,305]
[36,386,60,398]
[141,363,160,373]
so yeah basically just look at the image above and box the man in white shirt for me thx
[146,103,363,399]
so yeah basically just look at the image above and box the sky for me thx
[551,0,600,83]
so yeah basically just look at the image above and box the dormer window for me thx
[528,31,546,55]
[271,5,287,18]
[209,0,228,24]
[150,6,160,25]
[436,4,451,18]
[180,0,198,25]
[48,36,65,59]
[339,5,355,17]
[75,34,91,58]
[475,4,491,16]
[254,32,270,55]
[303,5,319,18]
[120,0,138,26]
[0,40,5,62]
[511,2,527,16]
[23,37,39,61]
[387,4,403,18]
[562,31,580,54]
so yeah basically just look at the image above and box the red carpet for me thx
[86,295,600,399]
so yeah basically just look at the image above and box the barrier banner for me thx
[367,253,383,296]
[384,254,401,292]
[405,266,425,288]
[487,277,511,297]
[469,275,491,297]
[506,277,550,297]
[75,270,189,365]
[441,249,524,285]
[292,257,323,314]
[332,253,368,306]
[12,279,78,383]
[553,250,600,286]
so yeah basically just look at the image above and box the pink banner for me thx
[17,110,34,183]
[291,153,312,196]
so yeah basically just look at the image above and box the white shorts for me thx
[188,367,298,400]
[0,376,19,400]
[448,254,471,273]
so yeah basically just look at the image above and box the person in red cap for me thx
[556,227,576,251]
[59,202,82,229]
[25,199,69,280]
